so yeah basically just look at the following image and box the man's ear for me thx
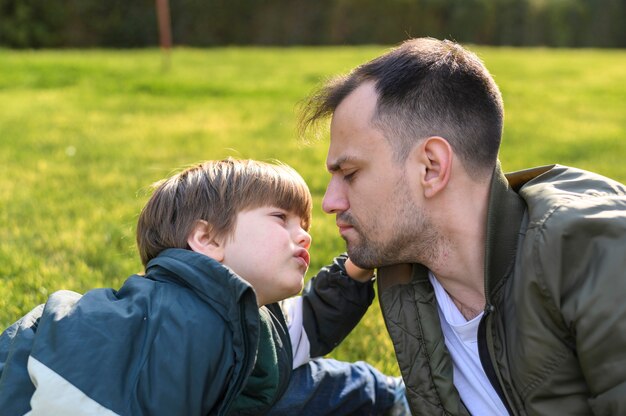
[417,136,452,198]
[187,220,225,262]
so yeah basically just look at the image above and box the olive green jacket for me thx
[378,164,626,415]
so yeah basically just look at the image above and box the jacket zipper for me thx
[477,304,515,415]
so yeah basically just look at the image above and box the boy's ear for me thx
[414,136,452,199]
[187,220,225,262]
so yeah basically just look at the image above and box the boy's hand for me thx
[345,258,375,283]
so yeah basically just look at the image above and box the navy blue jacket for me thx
[0,249,374,415]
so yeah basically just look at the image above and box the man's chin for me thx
[346,247,378,270]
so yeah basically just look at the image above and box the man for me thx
[299,37,626,415]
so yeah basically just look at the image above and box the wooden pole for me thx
[155,0,172,70]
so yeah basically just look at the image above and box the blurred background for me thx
[1,0,624,49]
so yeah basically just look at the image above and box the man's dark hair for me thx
[300,37,504,177]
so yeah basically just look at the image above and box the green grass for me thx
[1,46,625,375]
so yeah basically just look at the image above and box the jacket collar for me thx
[145,248,256,311]
[484,164,557,301]
[483,161,528,302]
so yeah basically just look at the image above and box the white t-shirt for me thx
[428,272,509,415]
[280,296,311,369]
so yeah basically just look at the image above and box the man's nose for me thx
[322,178,348,214]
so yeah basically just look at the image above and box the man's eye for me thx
[344,171,356,183]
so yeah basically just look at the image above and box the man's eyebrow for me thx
[327,156,357,173]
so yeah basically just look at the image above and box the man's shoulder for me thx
[517,164,626,194]
[514,164,626,232]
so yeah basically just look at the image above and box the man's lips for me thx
[295,248,310,269]
[336,221,354,235]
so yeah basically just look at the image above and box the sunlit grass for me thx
[1,46,624,375]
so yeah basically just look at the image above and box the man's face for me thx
[322,82,437,269]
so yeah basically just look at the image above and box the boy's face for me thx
[222,206,311,306]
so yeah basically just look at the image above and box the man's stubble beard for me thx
[342,182,440,270]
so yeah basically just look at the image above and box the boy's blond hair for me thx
[136,158,312,267]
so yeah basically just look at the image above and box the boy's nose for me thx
[297,229,312,249]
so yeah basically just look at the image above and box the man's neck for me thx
[425,238,486,320]
[449,291,485,320]
[426,173,491,320]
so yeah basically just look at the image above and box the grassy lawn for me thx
[1,46,625,375]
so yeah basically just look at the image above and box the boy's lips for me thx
[295,248,310,269]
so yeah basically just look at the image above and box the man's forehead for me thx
[332,82,378,125]
[325,82,386,171]
[326,127,388,171]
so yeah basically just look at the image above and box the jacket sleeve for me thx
[0,305,44,416]
[301,254,375,357]
[535,196,626,414]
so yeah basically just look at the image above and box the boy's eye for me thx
[272,212,287,221]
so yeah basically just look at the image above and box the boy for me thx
[0,158,408,415]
